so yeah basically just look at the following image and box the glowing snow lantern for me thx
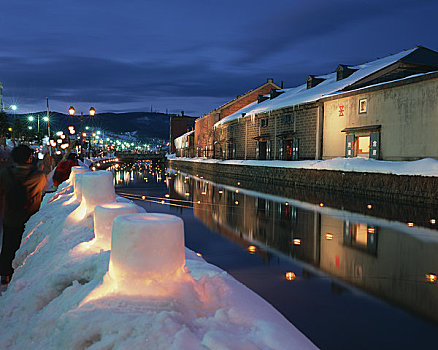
[72,170,116,219]
[108,213,185,294]
[70,166,90,199]
[94,202,138,250]
[248,245,256,254]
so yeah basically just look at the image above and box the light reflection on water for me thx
[168,170,438,324]
[114,164,438,325]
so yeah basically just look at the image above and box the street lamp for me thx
[68,106,96,157]
[68,106,95,133]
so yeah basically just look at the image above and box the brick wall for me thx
[213,102,320,160]
[170,116,197,153]
[194,80,280,157]
[169,159,438,207]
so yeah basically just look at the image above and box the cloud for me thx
[232,0,436,63]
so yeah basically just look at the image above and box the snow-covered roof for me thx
[174,130,194,149]
[215,48,418,127]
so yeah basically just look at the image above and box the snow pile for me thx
[0,172,316,349]
[170,156,438,177]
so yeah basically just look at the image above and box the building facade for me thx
[322,72,438,160]
[194,79,280,158]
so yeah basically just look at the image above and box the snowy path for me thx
[0,175,317,349]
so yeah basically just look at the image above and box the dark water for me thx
[113,161,438,350]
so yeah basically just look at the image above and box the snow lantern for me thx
[94,202,138,250]
[71,170,116,220]
[71,166,90,200]
[109,213,185,294]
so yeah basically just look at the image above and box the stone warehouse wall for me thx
[168,159,438,208]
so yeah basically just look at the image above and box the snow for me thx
[169,156,438,177]
[0,170,316,349]
[215,47,417,127]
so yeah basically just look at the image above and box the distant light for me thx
[8,127,12,132]
[96,130,101,135]
[319,202,324,207]
[142,196,146,200]
[196,252,202,258]
[218,190,223,194]
[285,202,289,206]
[60,143,69,149]
[85,126,89,130]
[201,191,206,195]
[248,245,256,254]
[28,126,32,130]
[185,192,190,196]
[197,200,201,204]
[43,116,49,122]
[426,273,437,283]
[165,194,170,198]
[325,233,334,240]
[430,219,436,225]
[285,272,296,281]
[10,105,17,111]
[367,204,372,209]
[27,116,35,122]
[234,200,239,205]
[68,106,75,116]
[89,107,96,116]
[56,150,61,155]
[367,227,375,234]
[237,182,240,186]
[91,166,96,171]
[235,189,239,193]
[407,222,414,227]
[293,239,301,246]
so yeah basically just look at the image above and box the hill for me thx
[8,111,178,141]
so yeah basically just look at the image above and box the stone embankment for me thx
[168,159,438,206]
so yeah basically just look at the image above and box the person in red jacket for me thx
[52,153,78,189]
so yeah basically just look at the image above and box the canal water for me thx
[112,161,438,350]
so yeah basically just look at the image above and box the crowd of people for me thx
[0,145,81,285]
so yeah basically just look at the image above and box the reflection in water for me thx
[165,171,438,324]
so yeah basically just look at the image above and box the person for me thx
[51,152,79,189]
[0,145,47,285]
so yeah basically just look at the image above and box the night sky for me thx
[1,0,437,116]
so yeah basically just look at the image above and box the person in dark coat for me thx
[52,153,78,189]
[0,145,47,284]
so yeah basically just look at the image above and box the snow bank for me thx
[0,171,317,349]
[170,156,438,177]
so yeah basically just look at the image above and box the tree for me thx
[0,111,9,137]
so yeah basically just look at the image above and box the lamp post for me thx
[68,106,96,158]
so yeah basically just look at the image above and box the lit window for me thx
[359,99,367,113]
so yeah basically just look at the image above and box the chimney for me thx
[306,75,325,89]
[267,78,274,84]
[280,81,284,89]
[257,94,269,104]
[270,89,284,99]
[181,111,184,116]
[336,65,358,81]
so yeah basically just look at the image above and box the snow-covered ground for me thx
[167,155,438,177]
[0,169,317,349]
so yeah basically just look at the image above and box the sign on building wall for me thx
[339,106,345,117]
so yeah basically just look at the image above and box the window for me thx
[281,113,294,124]
[259,118,269,127]
[359,99,367,113]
